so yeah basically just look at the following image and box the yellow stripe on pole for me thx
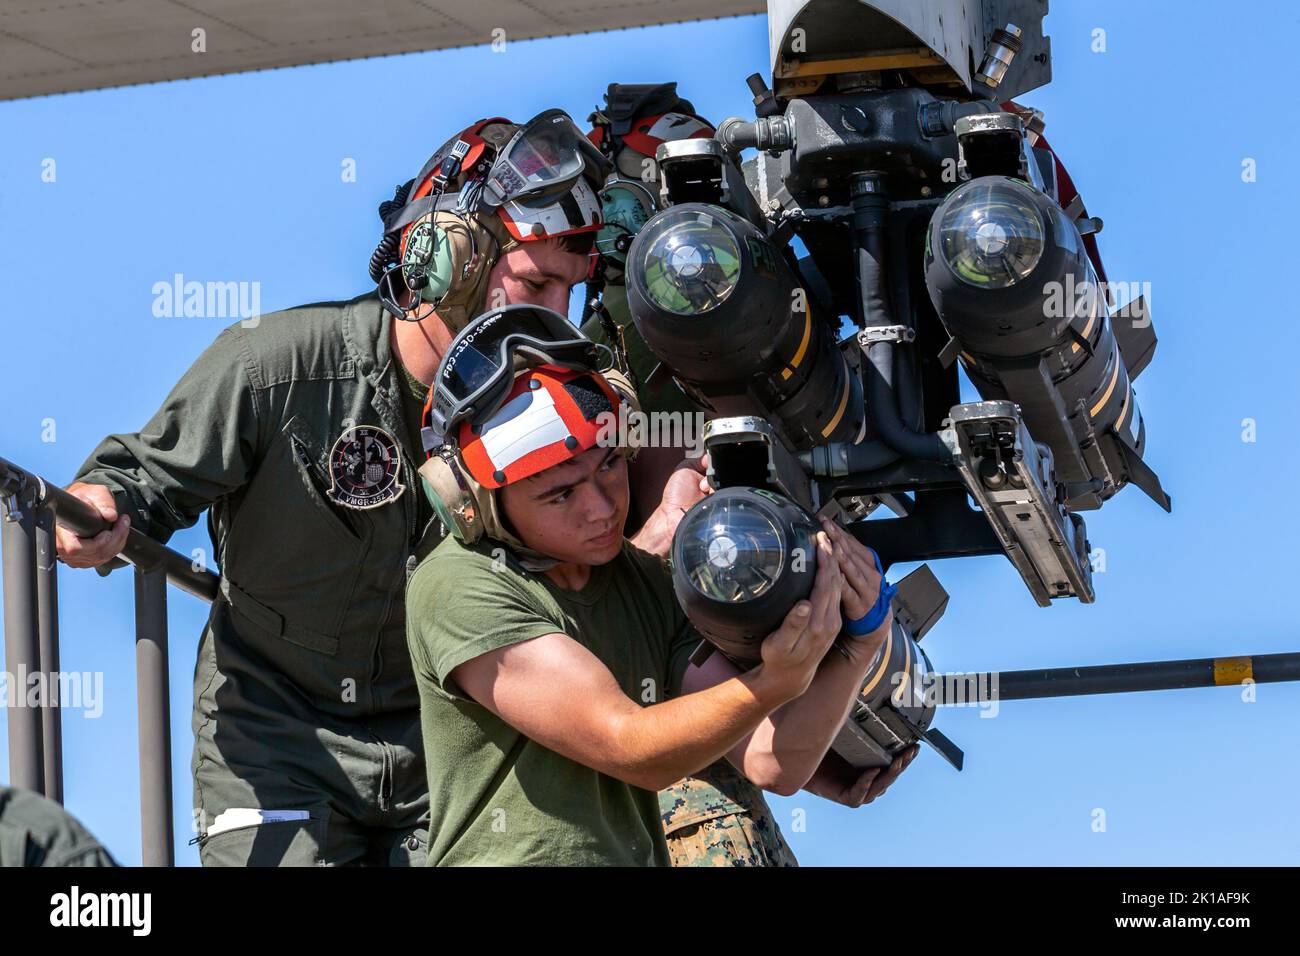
[1213,657,1254,685]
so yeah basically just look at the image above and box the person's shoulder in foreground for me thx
[0,787,118,868]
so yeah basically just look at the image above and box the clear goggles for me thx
[425,305,612,445]
[480,109,610,210]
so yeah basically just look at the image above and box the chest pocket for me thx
[286,431,372,545]
[221,417,371,652]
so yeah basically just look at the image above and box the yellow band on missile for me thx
[1115,382,1132,432]
[1069,314,1097,355]
[782,305,813,381]
[1213,657,1253,685]
[820,372,851,438]
[1090,357,1120,418]
[861,630,894,697]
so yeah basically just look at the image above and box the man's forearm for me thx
[608,668,791,792]
[737,647,872,795]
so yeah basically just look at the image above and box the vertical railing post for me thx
[134,563,174,867]
[2,487,45,794]
[35,506,64,804]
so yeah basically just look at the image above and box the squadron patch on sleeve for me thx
[327,425,405,509]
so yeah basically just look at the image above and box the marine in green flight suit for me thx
[74,294,442,865]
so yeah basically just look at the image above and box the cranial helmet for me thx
[370,110,611,331]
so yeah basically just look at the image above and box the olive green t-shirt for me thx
[406,536,704,866]
[585,288,776,845]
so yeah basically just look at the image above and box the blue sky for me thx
[2,1,1297,866]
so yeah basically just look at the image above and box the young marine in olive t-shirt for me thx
[406,352,897,867]
[408,537,698,865]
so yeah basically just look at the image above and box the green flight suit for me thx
[0,787,118,867]
[584,281,798,868]
[75,292,441,866]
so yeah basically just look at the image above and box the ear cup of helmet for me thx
[400,214,456,298]
[418,452,483,544]
[398,208,518,334]
[601,367,642,418]
[419,449,544,557]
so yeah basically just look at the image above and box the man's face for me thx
[499,446,630,566]
[485,238,589,314]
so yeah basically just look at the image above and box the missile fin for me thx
[1112,295,1157,379]
[922,728,965,771]
[938,334,961,369]
[892,564,949,641]
[1114,435,1172,512]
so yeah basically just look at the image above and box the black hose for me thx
[853,172,950,461]
[802,439,900,476]
[865,345,948,460]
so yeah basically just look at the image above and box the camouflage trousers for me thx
[660,761,799,867]
[665,809,799,867]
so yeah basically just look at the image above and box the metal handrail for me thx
[2,455,218,866]
[2,458,219,601]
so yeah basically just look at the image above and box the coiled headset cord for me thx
[368,179,415,283]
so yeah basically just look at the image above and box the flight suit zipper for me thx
[366,392,421,713]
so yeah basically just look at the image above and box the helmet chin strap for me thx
[506,545,563,573]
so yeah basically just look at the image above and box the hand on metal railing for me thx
[53,482,130,569]
[1,456,217,601]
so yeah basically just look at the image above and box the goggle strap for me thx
[591,302,638,391]
[382,191,466,236]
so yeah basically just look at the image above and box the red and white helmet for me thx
[458,364,623,490]
[372,110,609,325]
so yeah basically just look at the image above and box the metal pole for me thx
[2,488,45,793]
[936,652,1300,704]
[34,507,63,804]
[1,456,218,602]
[134,563,173,867]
